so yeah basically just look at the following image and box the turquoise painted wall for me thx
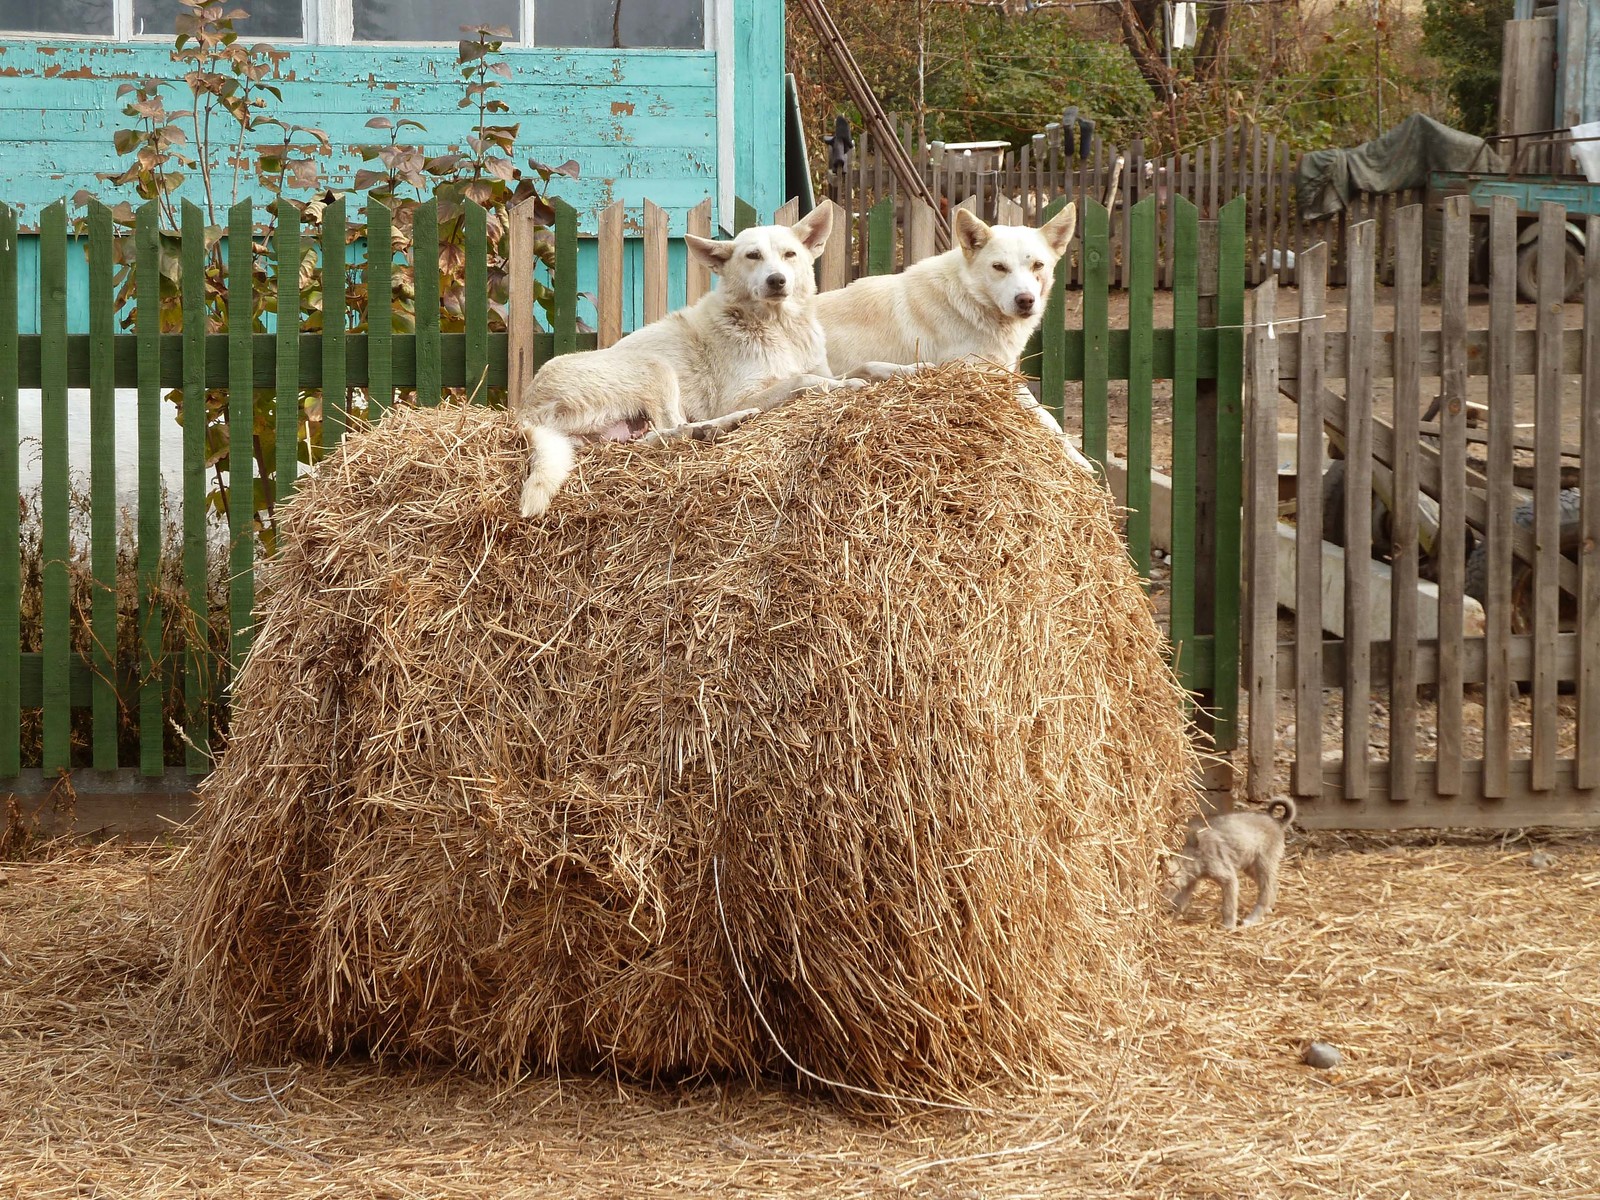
[2,0,788,332]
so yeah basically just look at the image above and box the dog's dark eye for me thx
[1032,261,1044,271]
[992,263,1007,273]
[783,250,797,259]
[745,250,762,261]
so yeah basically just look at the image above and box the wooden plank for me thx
[773,198,800,226]
[1169,197,1199,701]
[1127,195,1155,577]
[1436,197,1470,796]
[734,197,759,235]
[867,195,895,275]
[39,201,69,772]
[551,199,579,357]
[1294,241,1328,797]
[1583,213,1600,789]
[1279,325,1589,382]
[1213,196,1247,751]
[412,197,440,405]
[366,200,393,413]
[274,204,303,516]
[1389,205,1422,802]
[0,203,18,777]
[905,197,935,266]
[1485,195,1518,798]
[596,200,624,350]
[686,199,713,304]
[321,198,348,437]
[1343,219,1376,801]
[817,198,849,293]
[1082,199,1109,469]
[1532,202,1565,790]
[1302,759,1600,829]
[1246,276,1279,801]
[1039,196,1069,425]
[90,201,119,771]
[135,203,164,775]
[227,199,255,679]
[180,201,210,773]
[643,199,670,326]
[462,200,486,402]
[1280,631,1581,690]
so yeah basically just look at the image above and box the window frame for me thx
[2,0,713,48]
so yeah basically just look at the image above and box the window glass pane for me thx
[353,0,520,42]
[0,0,112,35]
[133,0,303,39]
[536,0,703,48]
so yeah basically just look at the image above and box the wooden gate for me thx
[1245,195,1600,827]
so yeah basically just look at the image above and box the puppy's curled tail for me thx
[1265,797,1297,827]
[519,425,577,518]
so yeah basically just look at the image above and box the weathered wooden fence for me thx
[0,191,1248,829]
[830,117,1426,292]
[1245,196,1600,828]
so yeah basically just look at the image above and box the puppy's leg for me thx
[1242,845,1284,927]
[518,425,577,518]
[1167,876,1198,917]
[1216,868,1240,930]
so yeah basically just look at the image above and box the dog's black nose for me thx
[1015,294,1036,314]
[767,273,787,291]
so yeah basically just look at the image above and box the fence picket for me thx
[552,199,578,357]
[322,198,348,438]
[180,201,210,772]
[1342,219,1375,800]
[1212,196,1247,750]
[413,198,440,405]
[597,200,624,350]
[227,200,255,677]
[40,200,69,771]
[1485,196,1518,798]
[867,196,894,275]
[463,200,486,400]
[1582,214,1600,789]
[90,201,118,770]
[134,202,163,775]
[686,198,713,305]
[0,204,16,777]
[367,200,393,413]
[1294,241,1328,799]
[1169,197,1198,702]
[1039,196,1069,423]
[1082,200,1109,469]
[1389,204,1422,802]
[643,199,669,325]
[275,204,302,500]
[1435,197,1469,796]
[1247,276,1279,800]
[1127,196,1155,576]
[1533,203,1565,790]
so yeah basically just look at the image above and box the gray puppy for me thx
[1164,798,1295,929]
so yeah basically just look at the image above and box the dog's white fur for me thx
[815,205,1076,377]
[815,206,1092,471]
[1164,799,1296,930]
[513,206,845,517]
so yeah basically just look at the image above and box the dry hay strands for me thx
[178,363,1199,1103]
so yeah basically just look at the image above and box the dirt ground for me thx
[2,839,1597,1198]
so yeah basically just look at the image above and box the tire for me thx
[1319,459,1390,552]
[1464,488,1582,614]
[1515,236,1585,304]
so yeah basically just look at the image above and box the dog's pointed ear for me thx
[1039,202,1077,257]
[790,204,833,256]
[953,207,991,259]
[686,234,734,275]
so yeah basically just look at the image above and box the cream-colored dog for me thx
[816,205,1077,377]
[815,206,1090,468]
[513,206,847,518]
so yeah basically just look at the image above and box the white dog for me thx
[816,205,1076,377]
[513,206,846,517]
[815,206,1091,469]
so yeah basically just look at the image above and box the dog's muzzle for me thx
[765,273,789,298]
[1013,293,1037,316]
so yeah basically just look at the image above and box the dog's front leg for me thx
[638,407,762,447]
[743,372,865,413]
[1216,871,1240,930]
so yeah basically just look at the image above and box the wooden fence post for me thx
[1246,276,1279,801]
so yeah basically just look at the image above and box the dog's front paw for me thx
[810,376,868,394]
[847,361,926,383]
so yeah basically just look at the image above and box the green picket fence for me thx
[0,191,1245,783]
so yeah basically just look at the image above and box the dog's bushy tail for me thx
[519,425,577,518]
[1266,797,1297,827]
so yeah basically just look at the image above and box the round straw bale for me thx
[179,363,1199,1100]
